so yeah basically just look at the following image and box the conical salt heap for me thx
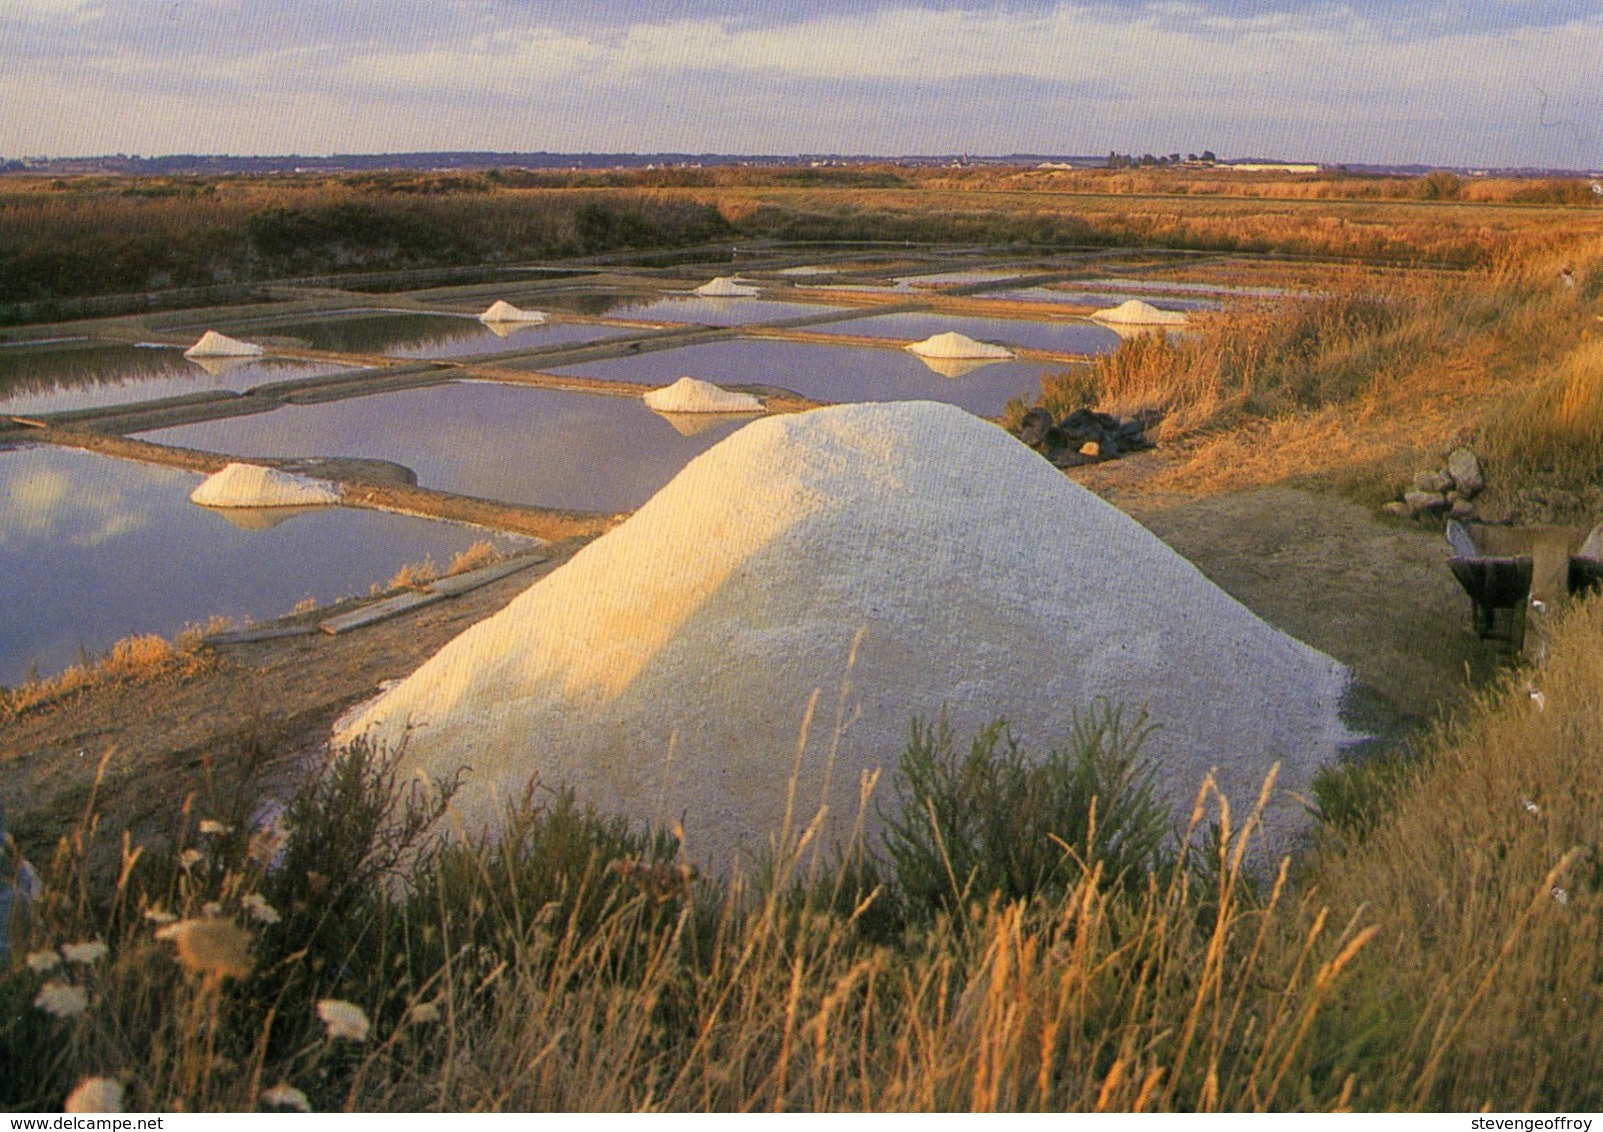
[906,332,1014,360]
[479,300,546,324]
[184,330,264,359]
[1091,299,1188,326]
[694,277,759,297]
[643,377,764,414]
[191,463,342,508]
[338,402,1353,868]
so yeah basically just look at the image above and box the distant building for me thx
[1226,162,1322,173]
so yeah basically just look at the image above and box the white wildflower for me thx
[242,893,280,925]
[198,819,232,836]
[26,950,61,974]
[34,981,89,1018]
[1523,799,1540,815]
[60,941,109,965]
[64,1077,123,1114]
[1527,686,1546,711]
[317,998,370,1042]
[1552,886,1570,907]
[408,1001,441,1025]
[261,1083,311,1112]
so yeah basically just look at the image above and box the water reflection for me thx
[222,312,623,360]
[804,311,1120,355]
[137,382,753,513]
[0,342,353,417]
[0,445,525,685]
[979,286,1219,311]
[545,339,1056,416]
[582,296,848,326]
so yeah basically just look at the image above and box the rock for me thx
[1414,471,1455,494]
[1447,448,1483,497]
[1450,498,1477,519]
[1017,408,1055,448]
[1079,441,1101,458]
[1382,501,1410,518]
[1404,490,1448,517]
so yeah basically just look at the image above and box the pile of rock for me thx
[1015,406,1156,467]
[1384,448,1484,520]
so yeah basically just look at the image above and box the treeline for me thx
[0,181,731,315]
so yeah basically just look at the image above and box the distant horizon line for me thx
[7,151,1602,178]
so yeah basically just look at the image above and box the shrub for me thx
[880,704,1170,918]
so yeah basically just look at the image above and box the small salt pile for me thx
[479,300,546,324]
[339,402,1353,868]
[1090,299,1189,326]
[694,277,759,298]
[191,463,342,508]
[643,377,763,414]
[906,332,1014,360]
[184,331,264,359]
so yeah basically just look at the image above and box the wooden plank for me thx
[202,625,318,646]
[320,590,445,635]
[426,554,547,597]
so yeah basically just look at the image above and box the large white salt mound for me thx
[694,277,759,297]
[479,300,546,324]
[338,402,1353,868]
[643,377,764,414]
[1091,299,1189,326]
[906,332,1015,360]
[190,463,342,508]
[184,331,265,359]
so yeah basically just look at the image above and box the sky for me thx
[4,0,1603,168]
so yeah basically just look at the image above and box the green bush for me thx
[880,704,1170,919]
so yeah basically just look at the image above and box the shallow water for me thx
[543,338,1056,416]
[577,295,849,326]
[891,268,1027,289]
[220,311,625,360]
[0,445,524,685]
[801,311,1120,355]
[0,342,354,417]
[136,382,752,512]
[978,286,1220,311]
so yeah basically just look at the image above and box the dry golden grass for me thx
[1302,593,1603,1109]
[1027,238,1603,505]
[1,617,227,719]
[7,595,1603,1110]
[446,541,501,577]
[384,558,438,591]
[1475,333,1603,522]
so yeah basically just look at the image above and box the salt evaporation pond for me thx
[220,311,625,360]
[0,341,355,418]
[575,296,849,326]
[136,382,751,513]
[979,286,1219,311]
[542,339,1056,416]
[803,311,1120,355]
[891,268,1028,290]
[0,445,523,686]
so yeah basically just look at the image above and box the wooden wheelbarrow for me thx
[1446,520,1603,649]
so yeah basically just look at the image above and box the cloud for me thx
[4,0,1602,165]
[0,464,147,549]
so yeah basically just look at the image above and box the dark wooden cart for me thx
[1446,520,1603,649]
